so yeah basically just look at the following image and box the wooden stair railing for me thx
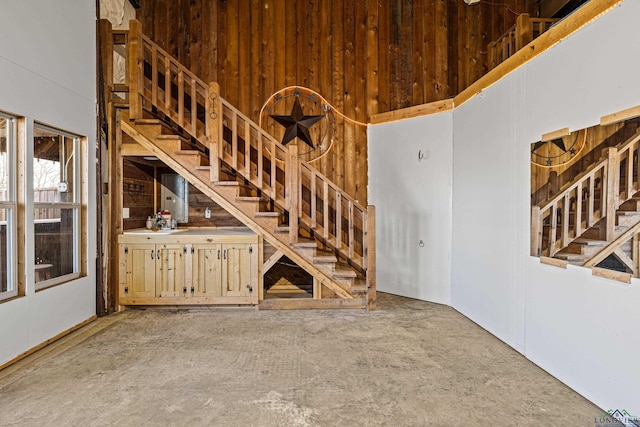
[126,20,371,273]
[488,14,558,70]
[532,129,640,258]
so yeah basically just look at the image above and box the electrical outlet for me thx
[204,207,211,219]
[123,207,130,219]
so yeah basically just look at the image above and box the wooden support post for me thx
[288,142,299,244]
[515,13,533,50]
[127,20,142,120]
[99,20,114,103]
[366,205,376,310]
[487,42,495,70]
[531,206,541,257]
[207,81,220,182]
[604,147,619,241]
[313,277,321,300]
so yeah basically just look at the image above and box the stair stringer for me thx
[120,119,357,301]
[582,218,640,269]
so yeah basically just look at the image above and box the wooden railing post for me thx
[366,205,376,310]
[288,142,299,244]
[127,19,142,120]
[99,20,114,104]
[207,81,221,182]
[531,206,541,257]
[515,13,533,50]
[604,147,619,241]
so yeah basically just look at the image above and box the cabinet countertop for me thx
[118,227,257,244]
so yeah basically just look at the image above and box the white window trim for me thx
[0,113,17,302]
[33,124,82,292]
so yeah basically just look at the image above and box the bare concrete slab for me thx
[0,293,606,426]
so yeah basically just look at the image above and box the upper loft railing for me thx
[105,19,372,271]
[488,14,558,71]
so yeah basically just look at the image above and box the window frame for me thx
[33,123,83,291]
[0,112,17,301]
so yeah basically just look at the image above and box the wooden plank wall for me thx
[137,0,537,203]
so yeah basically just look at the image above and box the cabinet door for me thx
[221,243,252,297]
[122,243,156,298]
[156,244,187,297]
[191,244,222,297]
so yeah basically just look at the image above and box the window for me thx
[33,124,82,289]
[0,113,17,300]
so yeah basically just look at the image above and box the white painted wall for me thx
[368,112,452,305]
[0,1,97,365]
[370,0,640,414]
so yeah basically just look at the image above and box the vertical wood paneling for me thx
[377,0,390,114]
[137,0,537,202]
[331,0,345,192]
[343,0,356,198]
[250,0,262,120]
[412,0,424,106]
[238,0,251,114]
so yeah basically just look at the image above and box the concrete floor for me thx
[0,293,606,426]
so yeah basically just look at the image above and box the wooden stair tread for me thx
[333,269,357,278]
[313,254,338,263]
[255,211,280,217]
[293,239,317,248]
[134,118,162,125]
[194,166,211,171]
[236,196,262,202]
[214,181,240,186]
[573,238,606,246]
[274,226,289,233]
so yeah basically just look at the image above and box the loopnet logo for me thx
[594,409,640,427]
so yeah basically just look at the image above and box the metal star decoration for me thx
[532,138,568,153]
[270,97,324,148]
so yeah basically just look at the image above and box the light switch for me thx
[123,207,130,219]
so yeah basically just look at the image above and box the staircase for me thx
[532,128,640,276]
[102,20,375,309]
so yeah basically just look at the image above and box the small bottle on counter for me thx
[146,216,153,229]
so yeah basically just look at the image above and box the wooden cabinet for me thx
[119,243,187,298]
[191,242,254,298]
[118,230,258,305]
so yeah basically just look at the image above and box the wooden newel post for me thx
[288,142,299,244]
[531,206,541,257]
[207,81,221,182]
[515,13,533,50]
[127,20,142,120]
[99,20,114,105]
[366,205,377,311]
[604,147,619,241]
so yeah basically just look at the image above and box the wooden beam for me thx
[541,127,570,142]
[540,256,567,269]
[592,266,632,284]
[600,105,640,126]
[263,250,284,274]
[258,297,367,310]
[369,99,454,124]
[367,205,376,310]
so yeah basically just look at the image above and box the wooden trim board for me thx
[0,316,97,372]
[592,267,632,284]
[600,105,640,126]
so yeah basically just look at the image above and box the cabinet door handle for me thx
[157,249,160,259]
[217,250,220,260]
[151,250,154,260]
[224,249,227,260]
